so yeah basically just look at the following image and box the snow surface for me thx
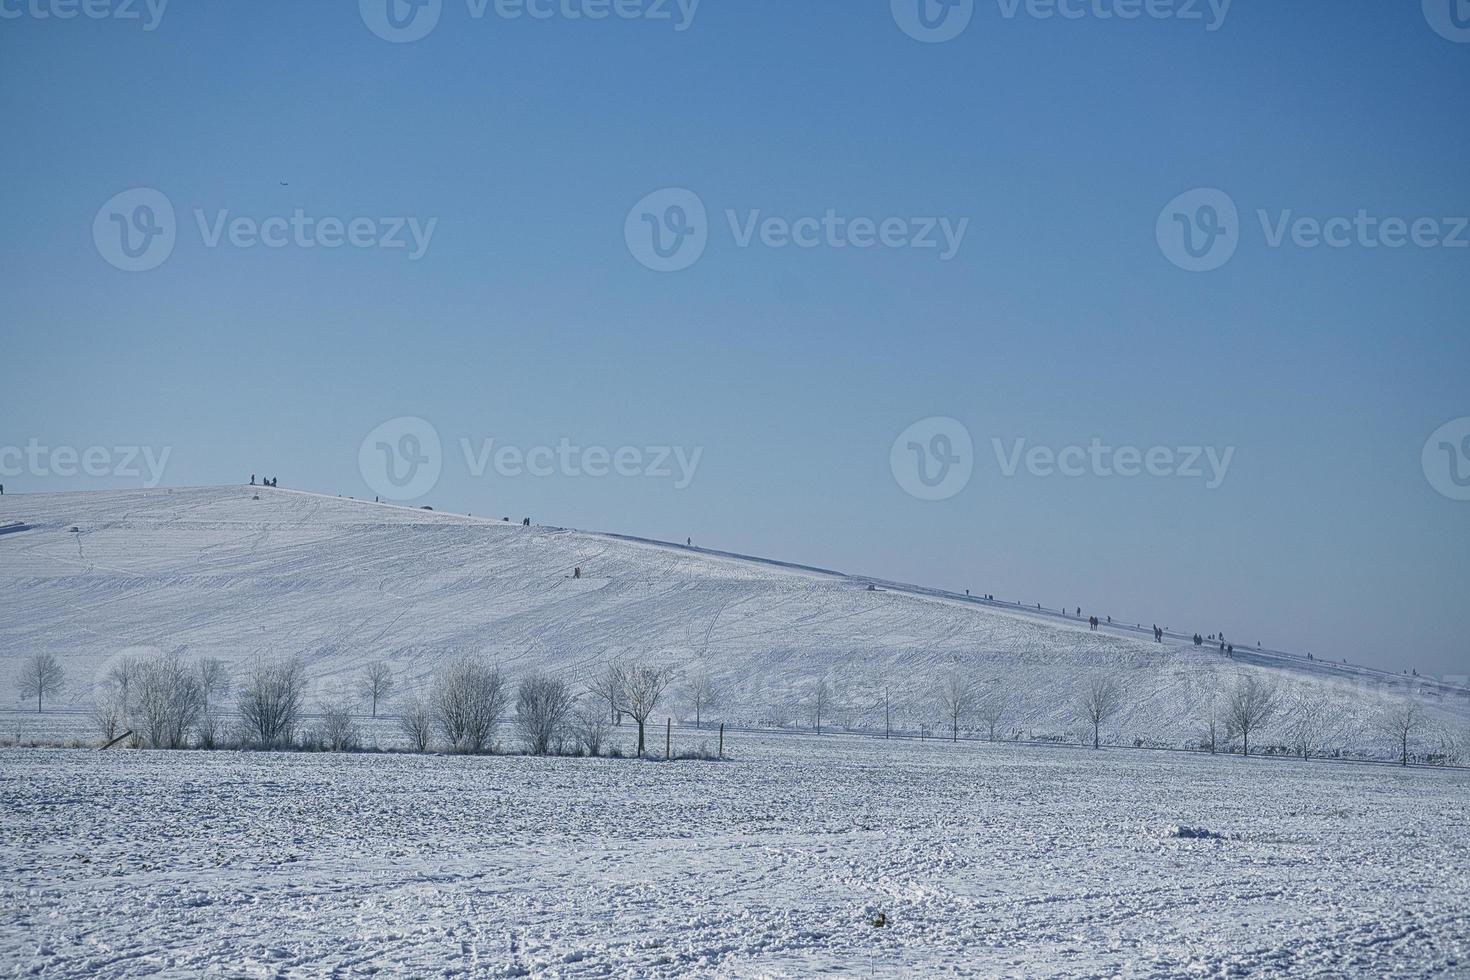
[1,486,1466,753]
[2,734,1467,977]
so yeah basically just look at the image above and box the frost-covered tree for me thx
[684,671,719,729]
[318,697,360,752]
[809,677,832,735]
[587,659,626,725]
[18,653,65,713]
[1377,699,1424,767]
[618,661,671,756]
[571,701,610,756]
[238,656,308,749]
[936,670,977,742]
[515,673,574,755]
[431,657,507,754]
[197,657,231,703]
[1223,675,1278,757]
[1076,673,1124,750]
[1286,690,1340,761]
[130,652,206,750]
[398,696,433,752]
[194,657,232,748]
[976,684,1008,742]
[360,661,394,719]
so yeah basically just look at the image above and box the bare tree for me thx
[238,656,308,749]
[398,696,433,752]
[194,657,232,749]
[936,670,977,742]
[1223,675,1278,757]
[587,659,626,725]
[103,655,141,709]
[18,653,65,713]
[571,700,611,756]
[1378,699,1424,767]
[92,690,126,742]
[197,658,231,703]
[431,657,507,754]
[809,677,831,734]
[1076,673,1124,750]
[130,652,206,750]
[1286,690,1340,761]
[618,661,671,756]
[514,673,574,755]
[976,684,1008,742]
[684,672,719,729]
[360,661,394,719]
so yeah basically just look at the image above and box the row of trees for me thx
[783,669,1447,766]
[9,652,1456,765]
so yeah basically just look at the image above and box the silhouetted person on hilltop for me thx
[250,474,255,486]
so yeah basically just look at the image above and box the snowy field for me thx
[2,733,1467,978]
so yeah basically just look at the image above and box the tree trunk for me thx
[952,719,958,742]
[636,720,645,756]
[1092,721,1099,750]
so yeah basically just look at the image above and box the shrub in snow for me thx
[237,656,308,750]
[571,702,610,756]
[514,673,574,756]
[129,652,206,749]
[431,657,507,754]
[319,699,360,752]
[398,696,434,752]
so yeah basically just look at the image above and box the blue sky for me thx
[2,0,1467,677]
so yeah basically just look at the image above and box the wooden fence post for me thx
[666,717,671,760]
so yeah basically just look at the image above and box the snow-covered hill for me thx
[1,485,1465,753]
